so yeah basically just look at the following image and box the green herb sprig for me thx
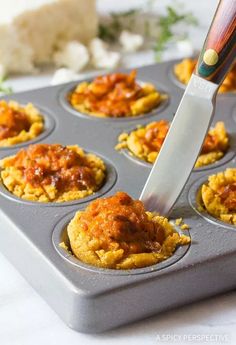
[0,76,12,94]
[154,6,198,61]
[98,2,197,61]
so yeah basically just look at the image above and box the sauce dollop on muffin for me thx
[67,191,190,269]
[0,100,44,147]
[116,120,229,168]
[0,144,106,202]
[70,70,167,118]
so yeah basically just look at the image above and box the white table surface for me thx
[1,1,236,344]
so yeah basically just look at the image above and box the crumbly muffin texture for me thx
[0,144,106,203]
[116,121,229,168]
[67,191,190,269]
[69,70,167,118]
[201,168,236,225]
[195,121,229,168]
[174,58,236,93]
[0,100,44,147]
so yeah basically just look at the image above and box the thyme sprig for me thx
[154,6,198,61]
[98,2,197,61]
[0,76,12,94]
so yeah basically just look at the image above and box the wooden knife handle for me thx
[195,0,236,85]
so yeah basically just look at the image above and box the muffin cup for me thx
[52,209,191,275]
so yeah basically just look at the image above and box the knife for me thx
[140,0,236,215]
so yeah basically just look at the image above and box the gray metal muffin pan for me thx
[0,60,236,333]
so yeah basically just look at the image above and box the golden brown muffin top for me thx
[138,120,169,152]
[201,130,225,154]
[10,144,96,191]
[71,70,146,117]
[76,191,165,254]
[0,100,31,140]
[218,183,236,211]
[124,120,227,155]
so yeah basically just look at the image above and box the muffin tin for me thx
[0,59,236,333]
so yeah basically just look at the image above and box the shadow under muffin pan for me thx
[0,60,236,334]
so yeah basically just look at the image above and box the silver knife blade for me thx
[140,74,218,215]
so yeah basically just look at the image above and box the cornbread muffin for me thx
[0,100,44,147]
[116,121,229,168]
[195,122,229,168]
[69,70,167,118]
[174,58,236,93]
[200,168,236,225]
[67,191,190,269]
[0,144,106,202]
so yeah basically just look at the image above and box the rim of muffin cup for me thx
[59,80,170,122]
[0,151,117,207]
[168,61,236,95]
[117,124,236,171]
[0,104,56,151]
[188,173,236,231]
[52,209,191,275]
[232,105,236,124]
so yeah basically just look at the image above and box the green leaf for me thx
[97,1,198,61]
[0,76,13,95]
[154,4,198,61]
